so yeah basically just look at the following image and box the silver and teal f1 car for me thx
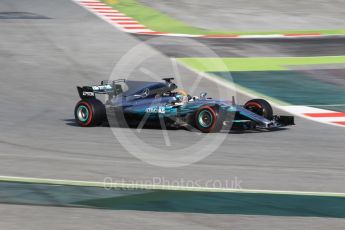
[74,78,294,132]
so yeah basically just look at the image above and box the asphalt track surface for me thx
[1,0,345,229]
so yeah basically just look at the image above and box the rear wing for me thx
[77,79,125,99]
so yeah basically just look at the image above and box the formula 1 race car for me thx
[74,78,294,132]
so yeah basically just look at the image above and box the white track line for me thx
[1,175,345,197]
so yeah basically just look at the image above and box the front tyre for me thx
[74,98,105,127]
[195,106,220,133]
[244,99,273,120]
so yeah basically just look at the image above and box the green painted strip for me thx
[74,190,345,217]
[0,176,345,197]
[213,71,345,106]
[100,0,345,36]
[178,56,345,72]
[2,181,345,217]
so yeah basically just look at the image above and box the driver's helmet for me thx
[174,89,189,103]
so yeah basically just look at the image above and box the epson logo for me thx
[83,91,94,96]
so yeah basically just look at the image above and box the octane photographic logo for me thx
[107,36,236,167]
[103,176,243,191]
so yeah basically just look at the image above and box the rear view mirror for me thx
[200,92,207,98]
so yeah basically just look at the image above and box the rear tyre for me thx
[244,99,273,120]
[74,98,106,127]
[194,106,221,133]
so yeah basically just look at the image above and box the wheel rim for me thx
[198,110,213,128]
[245,102,263,116]
[77,105,89,122]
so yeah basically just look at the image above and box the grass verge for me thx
[178,56,345,72]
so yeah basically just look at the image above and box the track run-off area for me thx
[177,56,345,127]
